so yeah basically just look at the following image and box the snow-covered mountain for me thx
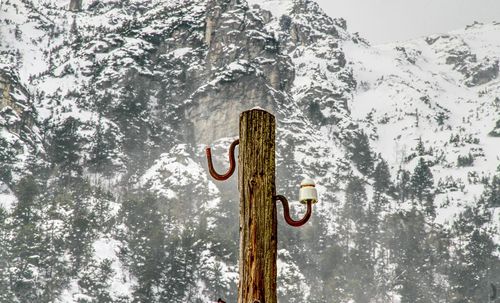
[347,22,500,228]
[0,0,499,302]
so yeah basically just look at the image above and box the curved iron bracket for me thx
[206,139,239,181]
[274,195,312,227]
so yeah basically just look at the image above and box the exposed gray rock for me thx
[489,119,500,137]
[395,46,422,64]
[427,34,498,87]
[464,58,499,87]
[0,69,34,134]
[186,0,294,143]
[69,0,82,11]
[0,68,42,184]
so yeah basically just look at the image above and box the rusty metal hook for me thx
[206,139,239,181]
[274,195,312,227]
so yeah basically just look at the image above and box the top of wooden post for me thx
[241,107,275,117]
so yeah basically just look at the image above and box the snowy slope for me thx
[0,0,499,302]
[345,22,500,228]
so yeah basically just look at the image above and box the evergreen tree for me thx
[391,209,436,303]
[484,175,500,207]
[343,177,367,226]
[277,256,309,303]
[410,158,435,216]
[87,115,119,176]
[0,137,15,185]
[38,216,69,302]
[373,159,392,194]
[49,117,82,183]
[347,131,374,175]
[113,85,150,170]
[372,158,392,210]
[10,176,44,302]
[340,178,379,302]
[341,177,367,258]
[396,168,411,203]
[0,208,16,302]
[316,242,347,303]
[34,183,71,302]
[416,137,425,156]
[348,212,377,303]
[205,261,228,301]
[450,200,500,303]
[78,259,114,303]
[67,194,96,272]
[13,175,39,224]
[119,192,166,302]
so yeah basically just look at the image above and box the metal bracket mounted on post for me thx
[206,139,239,181]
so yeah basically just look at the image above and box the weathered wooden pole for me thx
[205,108,317,303]
[237,109,277,303]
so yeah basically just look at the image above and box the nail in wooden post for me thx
[238,109,277,303]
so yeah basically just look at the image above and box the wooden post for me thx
[238,109,277,303]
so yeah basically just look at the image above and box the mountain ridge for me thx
[0,0,499,302]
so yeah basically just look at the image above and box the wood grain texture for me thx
[238,109,277,303]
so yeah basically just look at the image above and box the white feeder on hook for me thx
[299,178,318,204]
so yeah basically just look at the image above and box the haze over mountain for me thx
[0,0,499,302]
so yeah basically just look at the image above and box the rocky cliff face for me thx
[0,0,499,302]
[0,67,41,185]
[0,69,34,132]
[425,33,499,87]
[69,0,83,11]
[186,0,294,143]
